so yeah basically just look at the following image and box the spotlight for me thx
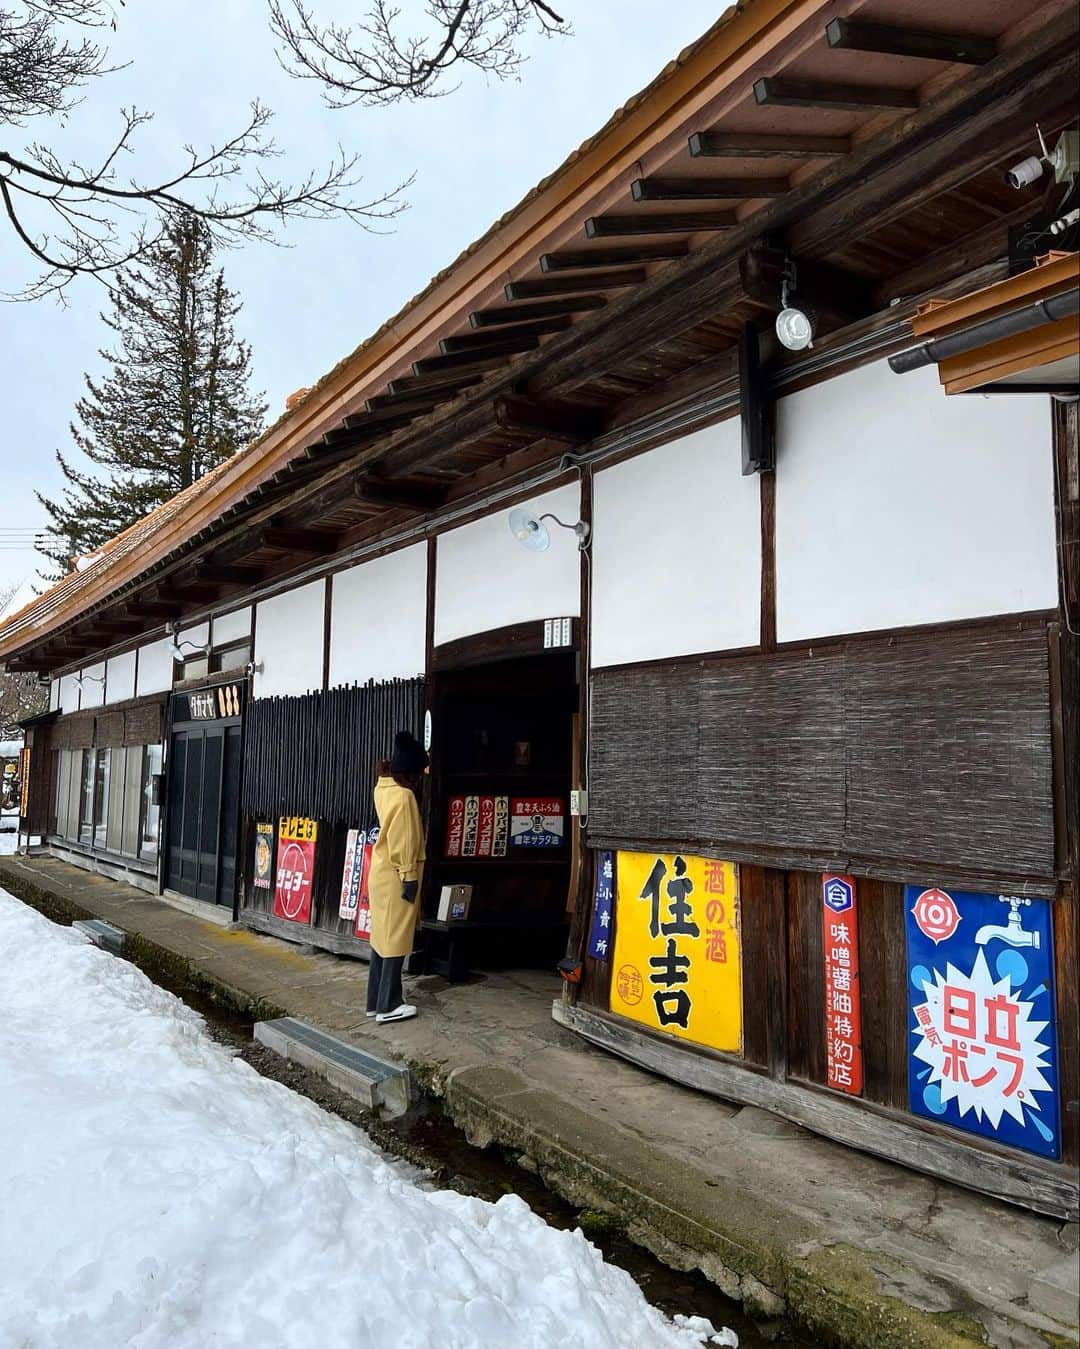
[775,259,815,352]
[508,507,590,552]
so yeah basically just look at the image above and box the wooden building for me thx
[2,0,1077,1219]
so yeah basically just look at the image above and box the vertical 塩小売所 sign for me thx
[822,874,863,1096]
[510,798,564,849]
[354,826,378,941]
[588,851,615,961]
[253,822,274,890]
[609,851,742,1054]
[905,886,1059,1159]
[339,828,366,922]
[273,816,318,925]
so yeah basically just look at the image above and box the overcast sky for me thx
[0,1,720,602]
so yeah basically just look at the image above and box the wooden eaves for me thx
[0,0,1076,670]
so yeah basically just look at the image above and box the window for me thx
[141,743,163,859]
[210,642,251,675]
[94,749,111,849]
[78,749,96,844]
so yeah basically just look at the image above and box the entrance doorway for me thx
[164,686,244,907]
[423,647,579,977]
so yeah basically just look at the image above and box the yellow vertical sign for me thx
[609,851,742,1054]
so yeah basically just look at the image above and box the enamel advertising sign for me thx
[588,851,615,961]
[904,886,1059,1159]
[339,828,365,922]
[253,822,274,890]
[510,798,564,849]
[353,826,377,941]
[822,874,863,1096]
[273,816,318,925]
[609,851,742,1054]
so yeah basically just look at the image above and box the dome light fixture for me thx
[775,258,815,352]
[509,506,590,552]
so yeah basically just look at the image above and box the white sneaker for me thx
[364,1011,378,1018]
[376,1004,417,1024]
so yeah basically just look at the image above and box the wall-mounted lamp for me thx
[509,507,591,553]
[166,621,211,662]
[775,258,816,353]
[245,660,264,677]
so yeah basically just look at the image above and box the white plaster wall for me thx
[253,579,326,698]
[49,679,59,712]
[136,637,174,696]
[178,620,209,652]
[58,672,79,713]
[78,661,106,710]
[105,650,136,704]
[329,544,427,686]
[435,484,582,646]
[590,420,762,667]
[212,607,252,647]
[775,361,1059,642]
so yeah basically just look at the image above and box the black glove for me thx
[401,880,418,904]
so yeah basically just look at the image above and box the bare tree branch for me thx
[0,2,411,299]
[269,0,568,109]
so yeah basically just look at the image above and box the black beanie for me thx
[390,729,428,776]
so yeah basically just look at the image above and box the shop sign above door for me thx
[186,682,243,720]
[905,886,1060,1159]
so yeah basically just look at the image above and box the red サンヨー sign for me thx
[822,874,863,1096]
[273,816,318,925]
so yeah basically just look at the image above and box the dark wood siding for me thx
[589,621,1055,889]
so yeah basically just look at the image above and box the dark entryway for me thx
[165,684,244,907]
[422,640,579,977]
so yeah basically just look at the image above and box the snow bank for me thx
[0,893,735,1349]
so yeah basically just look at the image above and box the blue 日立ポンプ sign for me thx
[904,885,1059,1159]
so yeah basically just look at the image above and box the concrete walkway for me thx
[3,852,1077,1349]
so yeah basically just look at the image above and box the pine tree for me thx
[37,215,267,578]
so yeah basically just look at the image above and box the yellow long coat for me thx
[368,777,426,959]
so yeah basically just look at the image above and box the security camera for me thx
[1006,155,1045,190]
[1006,128,1080,190]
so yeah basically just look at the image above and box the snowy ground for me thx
[0,892,735,1349]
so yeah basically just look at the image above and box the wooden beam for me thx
[493,396,605,443]
[469,295,607,327]
[872,200,1039,305]
[631,177,787,201]
[506,268,645,300]
[125,600,175,620]
[739,245,873,325]
[825,17,996,66]
[261,527,339,554]
[195,563,262,585]
[585,212,735,238]
[365,392,442,415]
[413,334,539,376]
[752,76,918,111]
[688,130,850,158]
[788,17,1078,255]
[156,582,219,604]
[440,315,573,353]
[385,369,489,399]
[353,474,448,511]
[539,242,688,271]
[323,409,421,449]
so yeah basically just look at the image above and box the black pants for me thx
[366,950,405,1015]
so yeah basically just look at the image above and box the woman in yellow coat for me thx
[365,730,428,1023]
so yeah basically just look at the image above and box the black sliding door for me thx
[165,685,245,907]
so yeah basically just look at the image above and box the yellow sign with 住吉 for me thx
[609,851,742,1054]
